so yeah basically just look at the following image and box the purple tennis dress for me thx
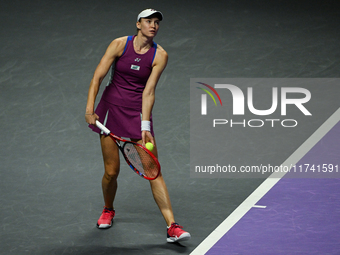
[90,35,157,139]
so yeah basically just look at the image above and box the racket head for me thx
[95,120,160,180]
[122,141,161,180]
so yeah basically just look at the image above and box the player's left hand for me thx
[142,130,154,147]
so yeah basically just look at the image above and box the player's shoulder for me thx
[110,36,128,48]
[106,36,129,57]
[153,44,168,68]
[155,44,168,59]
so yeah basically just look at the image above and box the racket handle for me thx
[95,120,110,135]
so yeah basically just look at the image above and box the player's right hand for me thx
[85,113,99,125]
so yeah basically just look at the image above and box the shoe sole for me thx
[97,219,113,229]
[97,223,112,229]
[167,232,191,243]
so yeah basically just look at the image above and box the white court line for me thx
[190,107,340,255]
[253,205,267,209]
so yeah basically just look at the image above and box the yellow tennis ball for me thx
[145,142,154,151]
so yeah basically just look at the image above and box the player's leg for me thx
[97,134,120,228]
[131,137,174,224]
[131,137,191,242]
[150,172,175,225]
[100,134,120,208]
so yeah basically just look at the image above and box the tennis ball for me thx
[145,142,154,151]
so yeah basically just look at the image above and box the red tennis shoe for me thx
[167,222,191,243]
[97,207,115,229]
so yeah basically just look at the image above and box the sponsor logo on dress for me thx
[131,65,140,71]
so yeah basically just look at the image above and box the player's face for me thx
[137,17,160,37]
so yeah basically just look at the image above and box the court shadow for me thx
[36,243,190,255]
[33,225,191,255]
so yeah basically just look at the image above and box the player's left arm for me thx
[141,45,168,146]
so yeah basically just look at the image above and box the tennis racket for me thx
[95,120,161,180]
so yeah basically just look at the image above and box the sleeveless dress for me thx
[90,35,157,139]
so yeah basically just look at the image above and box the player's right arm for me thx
[85,36,127,125]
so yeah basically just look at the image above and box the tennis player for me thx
[85,9,190,243]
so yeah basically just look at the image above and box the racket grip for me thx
[95,120,110,135]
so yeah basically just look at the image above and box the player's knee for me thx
[104,166,120,181]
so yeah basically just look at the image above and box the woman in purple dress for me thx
[85,9,190,243]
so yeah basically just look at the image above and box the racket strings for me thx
[123,143,159,178]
